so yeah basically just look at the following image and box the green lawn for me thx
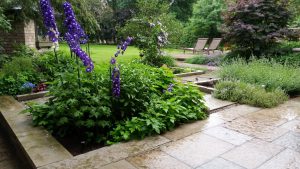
[59,43,182,65]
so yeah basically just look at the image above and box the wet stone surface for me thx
[127,149,192,169]
[273,131,300,152]
[161,133,234,168]
[196,158,245,169]
[221,139,284,169]
[257,149,300,169]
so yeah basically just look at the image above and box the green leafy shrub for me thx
[213,81,288,108]
[182,0,226,46]
[33,51,76,81]
[218,59,300,94]
[0,74,29,96]
[261,41,300,66]
[110,83,208,142]
[117,63,174,118]
[0,57,41,96]
[224,0,291,58]
[29,63,207,143]
[30,68,112,143]
[142,54,175,67]
[119,0,182,67]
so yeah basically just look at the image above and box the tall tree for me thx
[182,0,226,46]
[169,0,197,22]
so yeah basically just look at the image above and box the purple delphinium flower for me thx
[63,2,94,72]
[114,37,133,57]
[63,1,87,44]
[112,67,121,97]
[110,58,116,64]
[39,0,59,43]
[111,37,133,97]
[166,83,175,92]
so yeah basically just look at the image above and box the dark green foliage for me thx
[29,63,207,143]
[262,41,300,66]
[142,55,175,67]
[169,0,197,22]
[33,51,76,81]
[0,45,37,68]
[0,7,11,31]
[218,59,300,94]
[183,0,226,46]
[30,69,112,143]
[117,63,175,118]
[224,0,291,58]
[213,81,288,108]
[0,73,31,96]
[110,83,208,142]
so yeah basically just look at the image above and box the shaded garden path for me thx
[0,130,23,169]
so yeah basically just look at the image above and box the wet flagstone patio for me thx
[0,96,299,169]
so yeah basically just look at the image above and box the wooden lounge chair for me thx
[204,38,222,54]
[183,38,208,54]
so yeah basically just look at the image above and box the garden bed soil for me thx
[55,135,105,156]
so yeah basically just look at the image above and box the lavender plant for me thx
[63,1,93,72]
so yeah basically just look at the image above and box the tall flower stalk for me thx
[111,37,133,97]
[63,1,94,73]
[39,0,59,50]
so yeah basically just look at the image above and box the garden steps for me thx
[176,61,220,71]
[204,94,235,112]
[0,96,72,169]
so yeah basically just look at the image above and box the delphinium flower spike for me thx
[111,37,133,97]
[63,1,94,72]
[39,0,59,47]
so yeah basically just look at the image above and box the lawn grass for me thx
[59,43,140,65]
[59,43,182,65]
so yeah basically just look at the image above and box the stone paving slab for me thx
[273,131,300,152]
[127,149,192,169]
[196,157,246,169]
[161,133,234,168]
[163,115,225,141]
[40,136,170,169]
[99,160,137,169]
[279,119,300,133]
[221,139,284,169]
[204,95,235,111]
[203,126,253,145]
[257,148,300,169]
[209,104,261,121]
[224,99,300,142]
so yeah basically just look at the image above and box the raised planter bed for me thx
[16,91,49,102]
[0,94,238,169]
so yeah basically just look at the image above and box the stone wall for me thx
[0,20,36,53]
